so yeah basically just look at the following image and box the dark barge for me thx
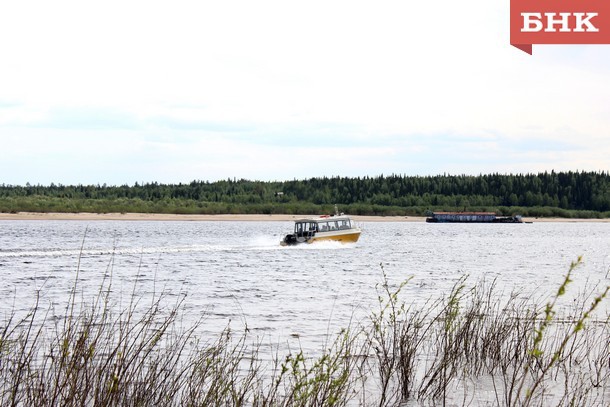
[426,211,523,223]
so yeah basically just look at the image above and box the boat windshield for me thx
[294,222,317,235]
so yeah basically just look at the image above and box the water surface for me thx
[1,220,608,354]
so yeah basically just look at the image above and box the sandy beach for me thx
[0,212,608,223]
[0,212,424,222]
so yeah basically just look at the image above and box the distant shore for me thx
[0,212,608,223]
[0,212,421,222]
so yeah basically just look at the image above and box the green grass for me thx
[2,196,610,218]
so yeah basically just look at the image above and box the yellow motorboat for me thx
[280,210,361,246]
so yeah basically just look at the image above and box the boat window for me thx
[317,220,352,231]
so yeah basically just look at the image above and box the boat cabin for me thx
[293,216,354,237]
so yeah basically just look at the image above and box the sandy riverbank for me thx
[0,212,608,222]
[0,212,424,222]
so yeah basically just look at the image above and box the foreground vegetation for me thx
[1,171,609,218]
[1,258,608,406]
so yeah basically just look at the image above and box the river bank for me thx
[0,212,609,222]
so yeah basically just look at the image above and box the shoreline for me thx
[0,212,423,222]
[0,212,608,223]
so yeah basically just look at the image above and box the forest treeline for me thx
[1,171,609,218]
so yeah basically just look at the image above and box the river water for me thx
[1,220,609,356]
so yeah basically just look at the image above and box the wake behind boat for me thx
[280,208,361,246]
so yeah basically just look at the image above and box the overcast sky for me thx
[1,1,608,186]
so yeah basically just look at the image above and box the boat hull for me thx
[280,229,361,246]
[310,230,361,243]
[426,212,523,223]
[426,217,522,223]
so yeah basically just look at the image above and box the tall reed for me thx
[1,256,608,406]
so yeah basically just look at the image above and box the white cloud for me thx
[0,1,608,185]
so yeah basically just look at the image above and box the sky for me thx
[1,1,609,186]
